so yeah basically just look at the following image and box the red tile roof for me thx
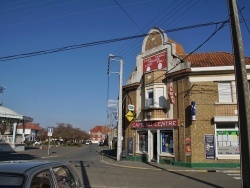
[17,122,42,131]
[90,126,110,134]
[180,52,250,67]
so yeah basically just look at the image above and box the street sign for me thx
[47,132,52,137]
[125,111,134,122]
[48,128,53,133]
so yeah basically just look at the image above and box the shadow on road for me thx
[0,151,39,161]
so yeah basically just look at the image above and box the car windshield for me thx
[0,173,24,187]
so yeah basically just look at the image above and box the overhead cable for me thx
[0,20,230,62]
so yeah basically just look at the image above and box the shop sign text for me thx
[131,119,178,129]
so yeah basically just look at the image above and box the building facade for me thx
[89,125,110,144]
[122,27,250,167]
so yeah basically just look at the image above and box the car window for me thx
[0,173,24,188]
[52,166,77,188]
[30,170,52,188]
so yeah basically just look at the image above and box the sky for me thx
[0,0,249,132]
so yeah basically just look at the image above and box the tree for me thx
[51,123,89,143]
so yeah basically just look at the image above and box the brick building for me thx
[89,125,110,144]
[122,27,250,167]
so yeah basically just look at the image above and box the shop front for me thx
[130,119,178,163]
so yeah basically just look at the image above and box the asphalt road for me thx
[0,144,242,188]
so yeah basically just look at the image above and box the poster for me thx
[128,137,133,156]
[217,131,239,155]
[205,134,215,160]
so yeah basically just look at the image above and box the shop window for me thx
[138,132,148,153]
[218,82,233,102]
[161,131,174,154]
[216,123,239,156]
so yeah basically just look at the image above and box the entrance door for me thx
[152,132,157,161]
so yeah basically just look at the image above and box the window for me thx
[216,123,239,156]
[145,89,153,107]
[31,170,52,188]
[155,87,164,107]
[138,132,148,153]
[145,87,165,108]
[53,166,76,188]
[218,82,232,102]
[161,131,174,154]
[0,174,24,188]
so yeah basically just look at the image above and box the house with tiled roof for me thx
[89,125,110,144]
[122,27,250,167]
[17,122,42,142]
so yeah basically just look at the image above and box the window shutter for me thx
[218,82,232,102]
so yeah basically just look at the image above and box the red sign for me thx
[168,82,175,104]
[131,119,178,129]
[143,51,167,73]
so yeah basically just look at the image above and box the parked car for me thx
[98,141,104,146]
[34,140,41,145]
[85,140,92,145]
[0,161,83,188]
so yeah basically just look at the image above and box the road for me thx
[1,144,241,188]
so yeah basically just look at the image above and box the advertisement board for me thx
[143,51,167,73]
[205,134,215,159]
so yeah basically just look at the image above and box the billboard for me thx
[143,51,167,73]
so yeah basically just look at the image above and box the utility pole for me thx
[228,0,250,187]
[107,54,124,161]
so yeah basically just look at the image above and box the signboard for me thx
[205,134,215,159]
[168,82,175,104]
[128,104,134,111]
[47,132,52,137]
[125,111,134,122]
[143,51,167,73]
[47,128,53,137]
[191,101,196,120]
[48,128,53,133]
[131,119,178,129]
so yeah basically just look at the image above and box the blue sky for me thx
[0,0,249,132]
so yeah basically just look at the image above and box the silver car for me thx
[0,161,83,188]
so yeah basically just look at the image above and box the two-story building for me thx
[122,27,250,168]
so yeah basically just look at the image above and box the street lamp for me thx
[107,54,123,161]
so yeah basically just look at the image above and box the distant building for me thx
[17,122,42,142]
[89,126,110,144]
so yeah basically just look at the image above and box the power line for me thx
[0,20,230,62]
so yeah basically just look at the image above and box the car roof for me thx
[0,161,65,174]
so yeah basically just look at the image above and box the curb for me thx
[100,154,241,173]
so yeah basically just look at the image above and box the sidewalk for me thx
[100,148,241,173]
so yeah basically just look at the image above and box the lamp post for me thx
[107,54,123,161]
